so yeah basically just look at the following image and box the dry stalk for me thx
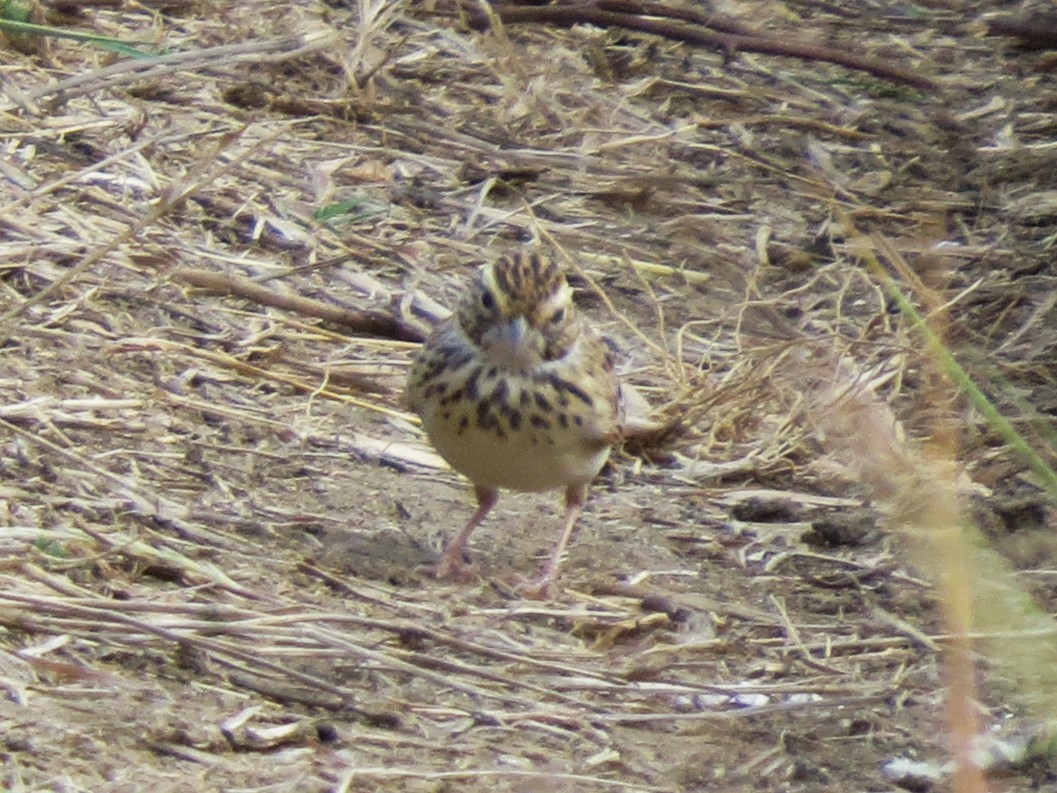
[20,31,338,107]
[780,339,985,782]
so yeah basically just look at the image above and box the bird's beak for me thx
[488,316,535,369]
[501,315,527,348]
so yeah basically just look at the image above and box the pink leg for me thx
[434,485,498,580]
[517,485,587,599]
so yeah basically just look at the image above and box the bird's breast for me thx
[417,361,612,492]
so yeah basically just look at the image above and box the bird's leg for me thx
[517,484,587,599]
[434,485,498,580]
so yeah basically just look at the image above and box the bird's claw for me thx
[432,551,478,583]
[512,571,560,600]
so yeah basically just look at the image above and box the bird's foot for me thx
[432,549,478,583]
[512,570,560,600]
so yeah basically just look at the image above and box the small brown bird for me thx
[407,251,621,596]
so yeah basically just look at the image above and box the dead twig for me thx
[982,14,1057,49]
[174,268,424,342]
[452,0,937,90]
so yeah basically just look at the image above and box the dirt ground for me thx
[2,0,1057,791]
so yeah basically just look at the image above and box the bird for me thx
[406,251,622,596]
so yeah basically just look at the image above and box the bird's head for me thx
[457,252,578,371]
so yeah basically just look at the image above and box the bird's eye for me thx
[480,290,496,311]
[550,307,566,325]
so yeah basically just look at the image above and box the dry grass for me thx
[1,0,1056,790]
